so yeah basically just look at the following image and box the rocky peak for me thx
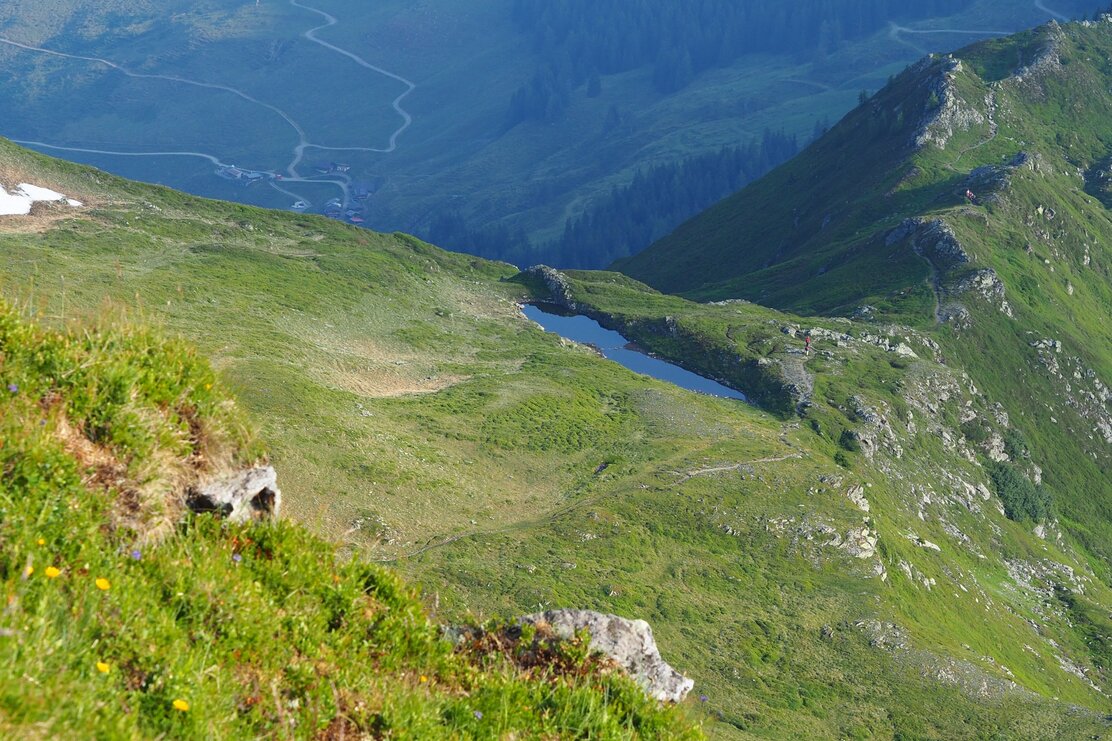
[914,57,986,150]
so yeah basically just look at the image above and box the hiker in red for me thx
[804,334,812,354]
[965,189,976,202]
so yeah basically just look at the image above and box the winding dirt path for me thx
[889,0,1068,54]
[0,0,416,208]
[373,448,806,563]
[6,141,226,167]
[0,36,310,173]
[888,21,1010,55]
[671,453,804,484]
[289,0,416,162]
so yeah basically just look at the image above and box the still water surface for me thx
[523,304,747,401]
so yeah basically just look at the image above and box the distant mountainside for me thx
[0,0,1091,268]
[618,14,1112,579]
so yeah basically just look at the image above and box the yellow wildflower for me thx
[419,675,428,683]
[45,567,61,579]
[37,538,45,546]
[22,566,33,578]
[95,578,111,591]
[172,699,190,712]
[96,661,110,674]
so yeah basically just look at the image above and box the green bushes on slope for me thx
[989,461,1052,523]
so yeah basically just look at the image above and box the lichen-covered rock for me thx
[187,466,281,523]
[846,485,871,512]
[954,269,1013,317]
[890,218,972,267]
[1011,22,1066,94]
[841,526,879,559]
[519,610,694,703]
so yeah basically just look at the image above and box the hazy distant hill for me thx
[0,0,1098,267]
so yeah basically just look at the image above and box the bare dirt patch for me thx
[322,360,466,398]
[0,200,87,234]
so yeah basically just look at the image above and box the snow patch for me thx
[0,182,83,216]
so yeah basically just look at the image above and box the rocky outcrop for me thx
[850,396,904,460]
[887,219,1014,322]
[841,525,879,559]
[914,57,986,150]
[846,485,871,512]
[1011,22,1066,93]
[758,354,813,412]
[953,269,1013,317]
[889,218,972,268]
[519,610,694,703]
[524,265,577,311]
[1029,339,1112,447]
[963,152,1041,205]
[187,466,282,523]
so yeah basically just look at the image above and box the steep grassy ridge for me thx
[618,18,1112,580]
[0,304,697,738]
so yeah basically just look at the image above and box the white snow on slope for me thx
[0,183,83,215]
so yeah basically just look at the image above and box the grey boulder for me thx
[187,466,281,523]
[520,609,694,702]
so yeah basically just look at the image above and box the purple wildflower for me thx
[232,553,242,563]
[473,710,483,720]
[130,550,142,561]
[7,384,17,394]
[699,694,709,703]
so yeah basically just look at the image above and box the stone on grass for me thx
[520,609,694,703]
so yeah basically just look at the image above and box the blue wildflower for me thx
[232,553,242,563]
[130,550,142,561]
[7,384,17,394]
[474,710,483,720]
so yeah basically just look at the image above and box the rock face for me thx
[187,466,282,523]
[520,610,694,703]
[841,525,879,559]
[525,265,577,311]
[954,269,1013,317]
[914,57,986,150]
[846,485,871,512]
[889,218,971,268]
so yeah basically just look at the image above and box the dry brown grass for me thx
[323,360,467,398]
[46,389,249,544]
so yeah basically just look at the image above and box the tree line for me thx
[505,0,973,124]
[546,128,799,267]
[422,128,799,268]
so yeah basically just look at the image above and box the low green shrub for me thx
[989,462,1051,523]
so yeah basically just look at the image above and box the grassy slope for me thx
[1,135,1109,738]
[0,304,697,739]
[492,270,1112,737]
